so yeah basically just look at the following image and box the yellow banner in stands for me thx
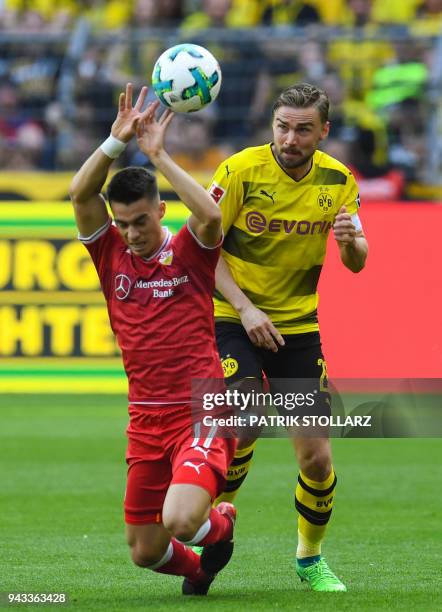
[0,171,211,201]
[0,199,189,392]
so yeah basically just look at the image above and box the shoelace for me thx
[305,559,336,581]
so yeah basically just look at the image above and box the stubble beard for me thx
[276,149,313,170]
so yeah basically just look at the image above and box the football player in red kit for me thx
[69,83,236,596]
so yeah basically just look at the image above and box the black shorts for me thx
[215,321,330,419]
[216,322,327,382]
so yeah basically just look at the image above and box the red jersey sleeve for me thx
[173,222,221,280]
[79,218,124,299]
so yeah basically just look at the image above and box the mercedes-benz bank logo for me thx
[115,274,132,300]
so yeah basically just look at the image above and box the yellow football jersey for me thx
[210,144,360,334]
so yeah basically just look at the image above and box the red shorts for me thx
[124,404,236,525]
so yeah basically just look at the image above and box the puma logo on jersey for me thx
[193,446,210,459]
[225,164,233,177]
[260,189,276,204]
[183,461,205,474]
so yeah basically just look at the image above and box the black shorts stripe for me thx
[295,498,332,525]
[230,451,254,466]
[297,474,337,498]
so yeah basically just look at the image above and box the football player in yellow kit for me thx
[210,83,368,592]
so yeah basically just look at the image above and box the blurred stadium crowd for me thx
[0,0,441,199]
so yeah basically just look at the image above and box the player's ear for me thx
[159,200,166,219]
[320,121,330,141]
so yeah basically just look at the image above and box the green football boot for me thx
[296,558,347,592]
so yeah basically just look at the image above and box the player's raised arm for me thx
[69,83,148,237]
[136,101,222,248]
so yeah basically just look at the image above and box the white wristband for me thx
[100,134,127,159]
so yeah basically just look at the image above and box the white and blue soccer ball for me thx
[152,43,222,113]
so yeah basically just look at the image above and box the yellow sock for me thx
[215,441,257,505]
[297,530,321,558]
[295,469,337,559]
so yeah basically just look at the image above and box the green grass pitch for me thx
[1,394,441,611]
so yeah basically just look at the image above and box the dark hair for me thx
[106,167,159,205]
[272,83,330,123]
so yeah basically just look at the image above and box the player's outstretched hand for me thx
[240,304,285,352]
[136,101,175,161]
[333,205,357,245]
[111,83,148,144]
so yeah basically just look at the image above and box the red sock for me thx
[191,508,233,546]
[152,539,203,583]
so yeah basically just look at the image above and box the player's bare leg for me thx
[126,523,171,568]
[126,521,208,589]
[293,436,332,482]
[162,484,212,541]
[163,483,236,595]
[126,484,236,596]
[292,436,346,592]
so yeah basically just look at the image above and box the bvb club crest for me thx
[221,355,239,378]
[317,187,334,213]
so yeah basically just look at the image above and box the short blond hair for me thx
[272,83,329,123]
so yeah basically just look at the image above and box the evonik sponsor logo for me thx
[245,211,333,235]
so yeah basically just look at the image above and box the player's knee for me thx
[163,511,201,542]
[129,542,163,568]
[299,450,332,481]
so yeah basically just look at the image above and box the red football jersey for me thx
[81,219,224,403]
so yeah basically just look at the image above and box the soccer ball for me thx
[152,43,222,113]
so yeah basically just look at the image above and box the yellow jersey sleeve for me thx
[208,162,244,234]
[338,171,361,216]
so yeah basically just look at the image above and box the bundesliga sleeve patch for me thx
[209,182,226,205]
